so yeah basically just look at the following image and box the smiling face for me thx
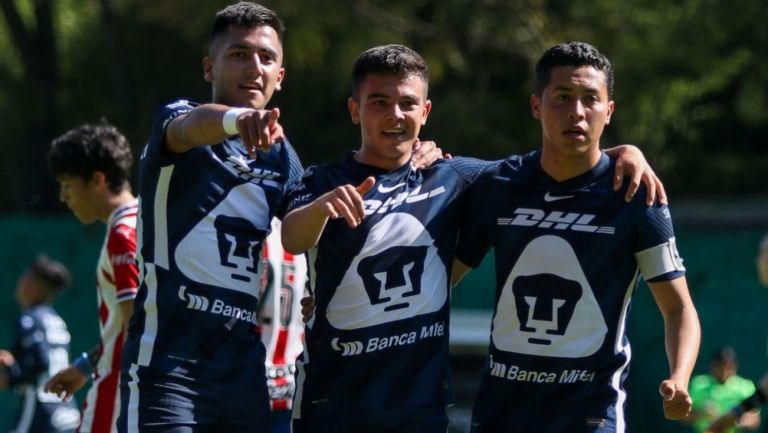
[348,72,432,170]
[531,65,614,169]
[204,25,285,109]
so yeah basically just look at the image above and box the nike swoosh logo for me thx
[544,192,575,202]
[378,182,406,193]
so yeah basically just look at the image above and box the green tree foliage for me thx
[0,0,765,213]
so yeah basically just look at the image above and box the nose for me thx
[568,99,585,120]
[389,103,405,120]
[245,54,263,77]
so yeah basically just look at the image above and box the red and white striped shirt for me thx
[258,219,307,411]
[79,198,138,433]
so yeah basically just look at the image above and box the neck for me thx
[353,148,411,171]
[98,189,136,224]
[539,145,602,182]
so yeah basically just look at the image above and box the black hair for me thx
[534,41,614,98]
[27,255,71,294]
[351,44,429,99]
[711,345,738,364]
[211,2,285,44]
[47,120,132,194]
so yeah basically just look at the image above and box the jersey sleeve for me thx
[140,99,196,164]
[107,224,139,303]
[274,138,305,219]
[632,203,686,283]
[448,156,502,186]
[284,165,325,215]
[454,168,498,268]
[7,313,48,386]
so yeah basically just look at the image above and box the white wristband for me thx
[222,108,254,135]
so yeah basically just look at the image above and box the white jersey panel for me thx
[327,212,447,330]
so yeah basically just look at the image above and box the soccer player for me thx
[453,41,701,433]
[757,233,768,288]
[117,2,300,431]
[258,220,307,433]
[0,255,82,433]
[44,122,139,433]
[281,43,664,433]
[685,346,760,433]
[117,3,442,432]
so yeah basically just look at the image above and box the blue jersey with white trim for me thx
[123,99,304,379]
[457,150,685,431]
[8,305,81,433]
[287,154,494,418]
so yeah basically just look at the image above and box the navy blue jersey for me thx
[7,304,80,433]
[287,153,494,419]
[457,151,685,433]
[123,99,304,380]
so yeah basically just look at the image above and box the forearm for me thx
[166,103,236,153]
[664,305,701,388]
[281,203,331,254]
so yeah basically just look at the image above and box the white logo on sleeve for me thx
[326,213,447,330]
[493,235,607,357]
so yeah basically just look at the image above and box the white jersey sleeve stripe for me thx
[126,363,141,433]
[153,166,174,269]
[137,263,159,366]
[634,237,685,280]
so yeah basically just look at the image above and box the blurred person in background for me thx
[44,121,139,433]
[258,219,307,433]
[757,234,768,288]
[0,255,81,433]
[705,235,768,433]
[685,346,760,433]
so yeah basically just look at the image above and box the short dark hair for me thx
[47,120,132,194]
[211,2,285,44]
[27,255,71,294]
[711,345,738,364]
[534,41,614,98]
[352,44,429,99]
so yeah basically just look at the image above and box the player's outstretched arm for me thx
[44,365,88,401]
[0,349,14,389]
[649,277,701,420]
[282,177,375,254]
[166,104,283,157]
[45,344,100,400]
[605,144,667,205]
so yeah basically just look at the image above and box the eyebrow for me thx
[365,92,420,102]
[226,43,278,57]
[553,85,599,93]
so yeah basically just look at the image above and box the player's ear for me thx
[203,57,214,83]
[274,67,285,92]
[90,171,107,189]
[530,94,542,119]
[421,99,432,125]
[348,97,360,125]
[605,100,615,126]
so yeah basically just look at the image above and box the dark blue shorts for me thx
[292,404,448,433]
[117,366,271,433]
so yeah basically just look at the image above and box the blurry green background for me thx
[1,0,767,431]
